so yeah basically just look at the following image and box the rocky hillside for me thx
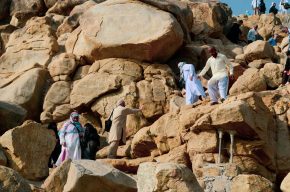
[0,0,290,191]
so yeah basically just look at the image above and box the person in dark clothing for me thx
[269,2,278,14]
[282,51,290,86]
[48,122,61,168]
[81,123,100,160]
[226,20,243,44]
[259,0,266,14]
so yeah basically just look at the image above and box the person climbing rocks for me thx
[259,0,266,14]
[269,2,278,14]
[226,20,243,44]
[247,25,258,44]
[82,123,100,160]
[252,0,260,15]
[268,34,278,46]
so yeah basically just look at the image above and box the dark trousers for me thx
[282,73,290,84]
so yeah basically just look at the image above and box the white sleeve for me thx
[199,59,211,77]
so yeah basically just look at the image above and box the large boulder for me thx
[0,68,48,120]
[66,0,184,63]
[46,0,93,15]
[257,14,282,40]
[0,101,27,134]
[10,0,45,16]
[244,40,275,63]
[0,17,58,74]
[281,173,290,192]
[137,162,203,192]
[229,68,267,95]
[0,166,32,192]
[231,174,273,192]
[42,159,71,192]
[0,24,17,56]
[0,121,56,180]
[63,160,137,192]
[260,63,283,88]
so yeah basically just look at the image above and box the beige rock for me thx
[0,24,17,56]
[257,14,282,40]
[73,65,90,81]
[287,109,290,126]
[0,121,56,180]
[0,68,49,120]
[137,162,203,192]
[248,59,272,69]
[10,0,45,16]
[281,173,290,192]
[260,63,283,88]
[231,174,274,192]
[0,165,32,192]
[131,127,156,158]
[0,17,58,73]
[42,159,71,192]
[66,0,184,62]
[187,131,217,153]
[63,160,137,192]
[0,101,27,134]
[244,40,275,63]
[48,53,78,81]
[47,0,90,15]
[169,95,185,114]
[70,73,122,108]
[229,68,267,95]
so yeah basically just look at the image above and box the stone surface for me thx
[42,159,71,192]
[0,17,58,74]
[66,0,184,62]
[47,0,91,15]
[0,101,27,134]
[229,68,267,95]
[0,121,56,180]
[260,63,283,88]
[187,131,217,153]
[137,162,203,192]
[231,174,274,192]
[244,40,275,63]
[248,59,272,69]
[0,165,32,192]
[63,160,137,192]
[0,68,49,120]
[281,173,290,192]
[10,0,45,16]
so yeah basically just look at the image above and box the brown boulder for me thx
[0,121,56,180]
[231,174,274,192]
[66,0,184,62]
[10,0,45,16]
[260,63,283,88]
[0,165,32,192]
[248,59,272,69]
[244,40,275,63]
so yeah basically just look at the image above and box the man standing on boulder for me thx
[107,100,142,158]
[198,47,234,105]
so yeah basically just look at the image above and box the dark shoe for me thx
[210,102,218,105]
[220,98,225,103]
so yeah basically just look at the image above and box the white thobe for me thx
[182,64,205,104]
[199,53,233,103]
[56,121,82,166]
[280,0,288,14]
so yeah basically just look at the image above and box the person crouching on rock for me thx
[82,123,100,160]
[55,111,84,166]
[198,47,234,105]
[107,99,143,159]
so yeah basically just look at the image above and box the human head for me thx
[254,25,258,30]
[70,111,79,122]
[272,2,276,7]
[84,123,95,132]
[208,47,218,58]
[116,99,125,107]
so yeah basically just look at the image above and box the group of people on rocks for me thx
[251,0,288,15]
[48,100,142,167]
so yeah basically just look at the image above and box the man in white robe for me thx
[198,47,234,105]
[56,112,84,166]
[179,62,206,104]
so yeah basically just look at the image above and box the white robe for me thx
[280,0,288,13]
[182,64,205,104]
[55,121,82,166]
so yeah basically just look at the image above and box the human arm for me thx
[198,60,211,78]
[123,106,142,115]
[189,64,195,81]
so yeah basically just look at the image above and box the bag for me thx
[104,109,114,132]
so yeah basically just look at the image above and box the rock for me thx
[131,127,156,158]
[281,173,290,192]
[73,65,90,81]
[63,160,137,192]
[257,14,282,40]
[47,0,91,15]
[187,130,217,153]
[189,2,231,37]
[56,0,98,37]
[70,73,122,108]
[260,63,283,88]
[137,162,203,192]
[0,24,17,56]
[44,0,58,8]
[229,68,267,95]
[0,101,27,134]
[169,95,185,114]
[0,121,56,180]
[0,165,32,192]
[244,40,275,63]
[10,0,45,16]
[0,149,7,166]
[41,81,71,123]
[0,17,58,74]
[231,174,274,192]
[248,59,272,69]
[100,157,153,174]
[0,68,49,120]
[66,0,184,63]
[0,0,11,20]
[48,53,78,81]
[154,144,191,168]
[42,159,71,192]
